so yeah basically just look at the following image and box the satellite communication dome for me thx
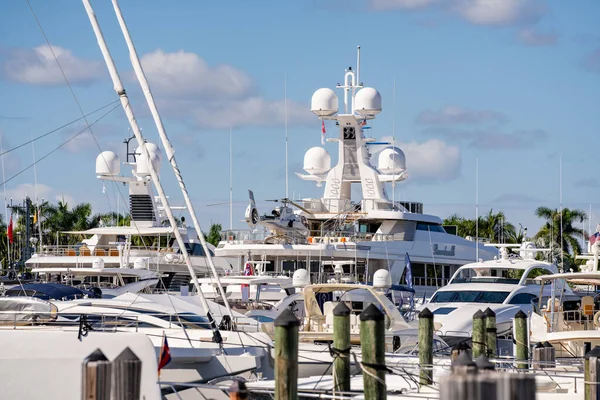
[134,258,149,270]
[95,151,120,176]
[292,269,310,288]
[136,145,162,176]
[311,88,338,116]
[92,257,105,270]
[303,147,332,175]
[377,147,406,174]
[519,241,539,260]
[373,269,392,289]
[354,87,382,116]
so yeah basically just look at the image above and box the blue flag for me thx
[405,253,414,309]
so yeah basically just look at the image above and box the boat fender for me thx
[594,311,600,328]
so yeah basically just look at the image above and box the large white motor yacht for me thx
[26,143,236,291]
[422,243,572,350]
[216,48,497,296]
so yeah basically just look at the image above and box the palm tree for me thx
[205,223,222,246]
[477,209,516,243]
[534,206,587,268]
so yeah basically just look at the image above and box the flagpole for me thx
[229,126,233,231]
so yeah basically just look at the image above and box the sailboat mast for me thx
[81,0,224,340]
[108,0,235,320]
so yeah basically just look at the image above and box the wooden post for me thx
[472,310,486,359]
[418,308,434,386]
[275,308,300,400]
[112,347,142,400]
[333,302,351,393]
[228,380,248,400]
[451,342,471,362]
[585,346,600,400]
[542,341,555,368]
[514,310,528,370]
[474,355,495,372]
[532,342,544,370]
[360,304,386,400]
[483,308,496,358]
[451,351,477,375]
[82,349,111,400]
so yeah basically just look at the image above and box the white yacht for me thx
[529,239,600,357]
[422,243,572,348]
[216,48,497,296]
[26,143,236,292]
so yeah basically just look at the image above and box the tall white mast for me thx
[284,73,289,198]
[0,132,9,266]
[108,0,234,320]
[81,0,226,342]
[475,157,479,262]
[229,126,233,231]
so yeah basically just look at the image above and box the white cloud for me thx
[2,45,104,86]
[368,0,547,27]
[376,136,461,182]
[416,105,506,125]
[138,49,312,129]
[371,0,439,11]
[452,0,546,27]
[190,97,312,129]
[422,127,548,150]
[5,183,74,207]
[140,49,253,99]
[517,28,557,46]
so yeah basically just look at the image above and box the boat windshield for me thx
[430,290,510,304]
[450,267,523,284]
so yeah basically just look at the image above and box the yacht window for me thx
[416,223,446,233]
[430,291,510,304]
[508,293,537,305]
[451,267,523,284]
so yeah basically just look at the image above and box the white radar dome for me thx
[377,147,406,175]
[311,88,338,116]
[136,143,162,176]
[354,87,382,116]
[303,147,332,175]
[292,269,310,288]
[92,257,105,270]
[373,269,392,289]
[95,151,120,176]
[519,241,539,260]
[134,258,149,270]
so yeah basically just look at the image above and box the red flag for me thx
[321,121,326,145]
[7,214,13,244]
[158,333,171,375]
[360,118,367,126]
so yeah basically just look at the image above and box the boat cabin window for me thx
[430,290,510,304]
[180,243,214,257]
[450,267,523,284]
[508,293,537,305]
[416,222,446,233]
[359,223,381,234]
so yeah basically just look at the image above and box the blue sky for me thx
[0,0,599,237]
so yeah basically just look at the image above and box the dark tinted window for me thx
[508,293,537,305]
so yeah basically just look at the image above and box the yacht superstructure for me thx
[26,144,235,291]
[217,48,497,295]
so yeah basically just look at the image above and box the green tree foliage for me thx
[205,223,222,246]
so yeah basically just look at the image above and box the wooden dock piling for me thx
[472,310,486,359]
[112,347,141,400]
[333,302,351,393]
[274,309,300,400]
[514,310,528,370]
[82,349,111,400]
[360,304,386,400]
[418,307,434,385]
[483,308,497,358]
